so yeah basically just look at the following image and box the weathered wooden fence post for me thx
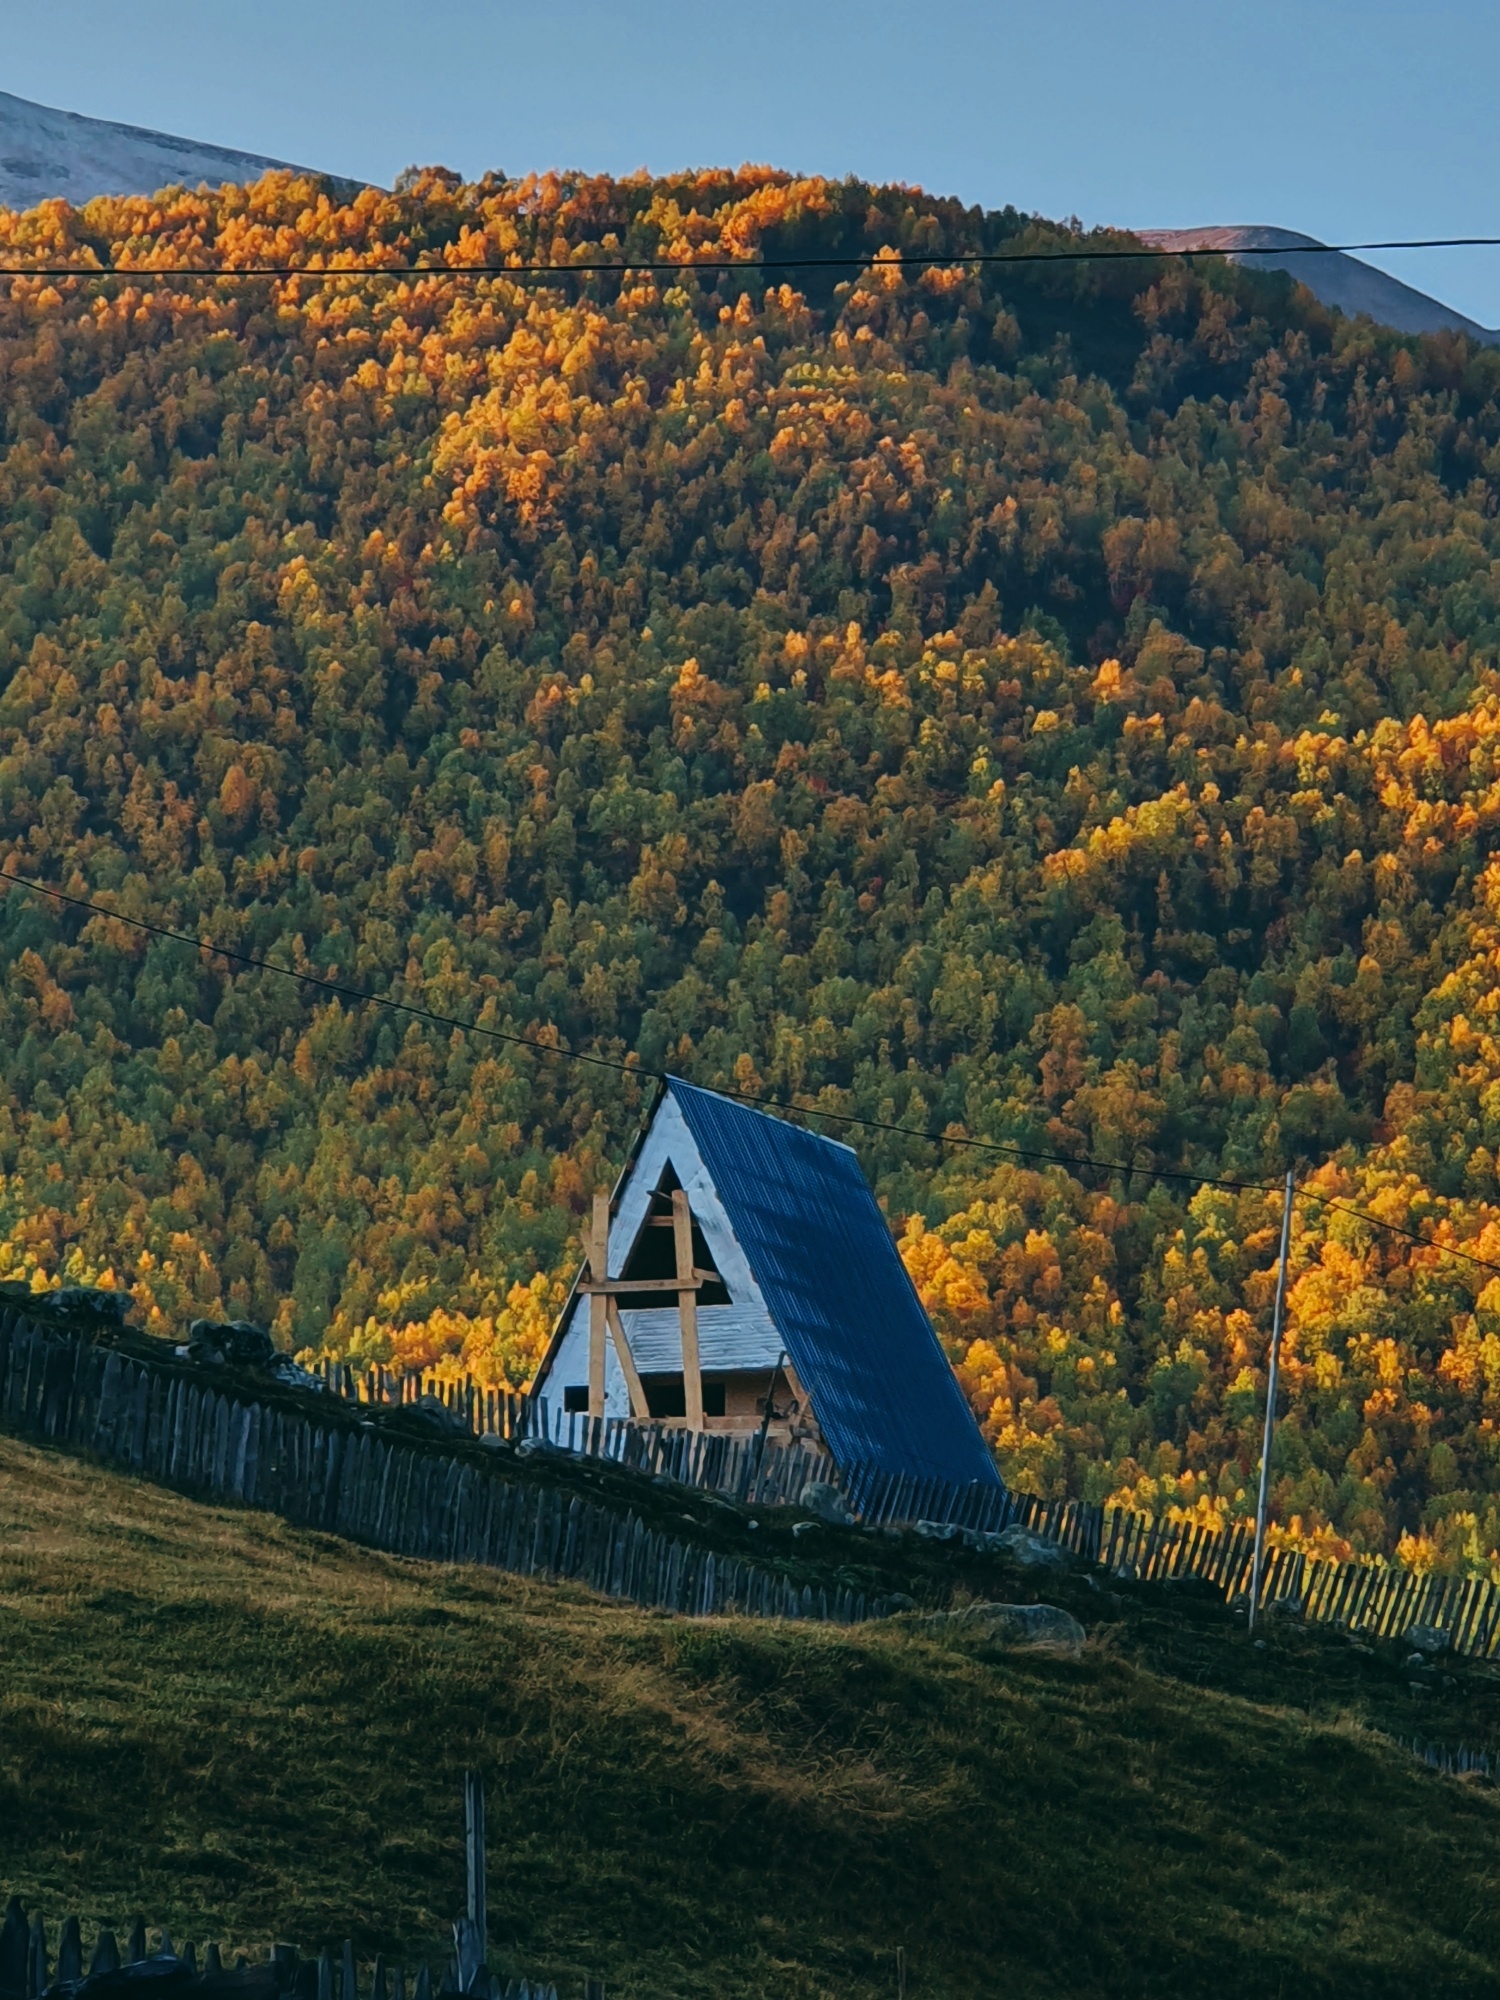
[56,1916,81,1984]
[454,1770,487,1992]
[27,1915,46,2000]
[0,1900,25,2000]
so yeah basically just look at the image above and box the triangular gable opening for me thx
[615,1162,731,1306]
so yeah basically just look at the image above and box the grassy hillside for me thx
[5,1434,1500,1999]
[6,169,1500,1560]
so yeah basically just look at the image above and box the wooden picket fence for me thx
[0,1897,569,2000]
[1020,1494,1500,1660]
[1411,1739,1496,1780]
[532,1411,833,1509]
[323,1362,531,1447]
[13,1309,1500,1658]
[0,1312,893,1627]
[861,1465,1500,1660]
[321,1363,1025,1518]
[318,1362,834,1509]
[314,1359,1500,1659]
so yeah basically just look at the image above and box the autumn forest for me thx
[2,165,1500,1568]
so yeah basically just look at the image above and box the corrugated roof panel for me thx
[667,1078,1000,1487]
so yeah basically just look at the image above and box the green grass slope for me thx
[4,1434,1500,2000]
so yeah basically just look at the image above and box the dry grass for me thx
[4,1434,1500,1999]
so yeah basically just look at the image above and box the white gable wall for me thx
[540,1306,633,1420]
[612,1094,760,1301]
[533,1093,782,1427]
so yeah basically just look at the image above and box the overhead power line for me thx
[0,235,1497,282]
[1295,1192,1500,1281]
[4,864,1500,1282]
[1,862,1234,1179]
[0,865,640,1079]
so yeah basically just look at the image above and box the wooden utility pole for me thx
[1248,1167,1296,1633]
[588,1192,609,1420]
[673,1188,704,1430]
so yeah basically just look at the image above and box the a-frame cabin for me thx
[531,1077,1001,1488]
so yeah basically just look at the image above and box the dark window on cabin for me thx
[644,1377,685,1419]
[563,1385,589,1413]
[616,1166,731,1306]
[643,1376,726,1418]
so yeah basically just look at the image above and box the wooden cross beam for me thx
[588,1192,608,1421]
[588,1188,708,1428]
[575,1273,717,1295]
[586,1191,650,1422]
[673,1188,705,1431]
[605,1298,650,1422]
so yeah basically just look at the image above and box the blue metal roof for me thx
[667,1077,1001,1488]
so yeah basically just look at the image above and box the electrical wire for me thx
[1295,1192,1500,1282]
[0,235,1497,282]
[6,862,1500,1282]
[0,865,641,1080]
[0,863,1258,1182]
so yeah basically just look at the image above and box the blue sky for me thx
[11,0,1500,325]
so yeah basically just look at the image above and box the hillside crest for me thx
[1140,222,1500,343]
[1,169,1500,1572]
[0,89,337,210]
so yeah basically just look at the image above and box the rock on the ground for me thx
[185,1318,277,1368]
[516,1434,569,1458]
[914,1519,961,1541]
[922,1601,1086,1657]
[53,1285,134,1324]
[800,1480,856,1526]
[406,1393,471,1437]
[1406,1622,1450,1656]
[174,1318,324,1391]
[988,1524,1074,1569]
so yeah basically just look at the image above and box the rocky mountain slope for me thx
[0,89,333,208]
[1141,224,1500,343]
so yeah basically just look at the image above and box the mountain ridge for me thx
[0,89,346,209]
[1139,223,1500,344]
[3,90,1496,351]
